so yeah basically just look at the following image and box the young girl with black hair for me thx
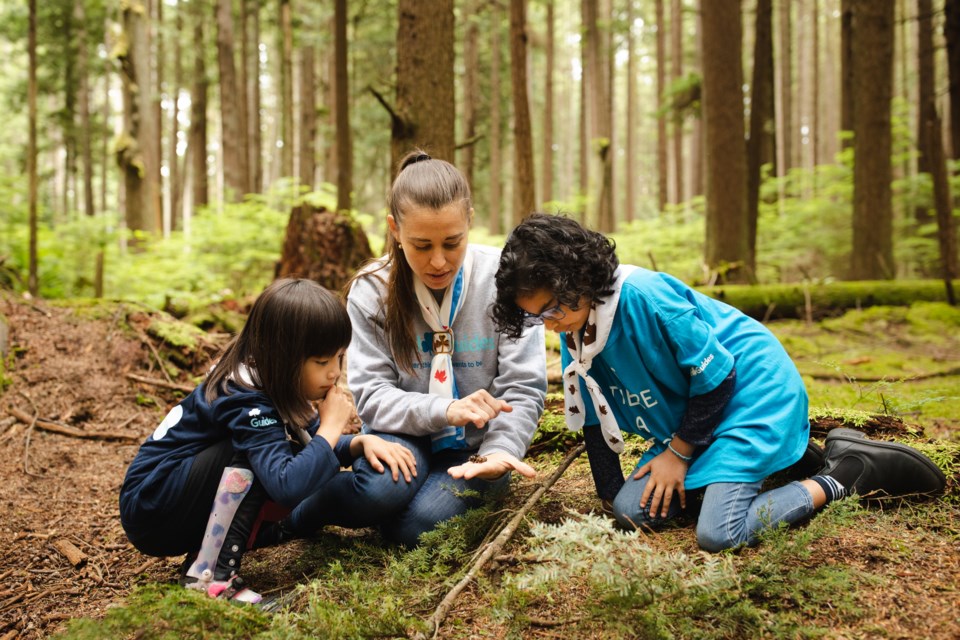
[119,279,415,602]
[281,151,547,548]
[492,213,945,552]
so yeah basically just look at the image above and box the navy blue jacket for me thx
[120,382,354,533]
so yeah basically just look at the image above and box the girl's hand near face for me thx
[447,451,536,481]
[317,385,356,448]
[633,449,689,519]
[350,435,418,482]
[445,389,512,428]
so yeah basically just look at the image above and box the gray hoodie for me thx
[346,244,546,459]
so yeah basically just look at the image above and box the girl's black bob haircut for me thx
[493,212,619,340]
[205,278,351,427]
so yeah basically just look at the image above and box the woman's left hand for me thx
[447,451,537,481]
[355,435,418,483]
[633,449,688,518]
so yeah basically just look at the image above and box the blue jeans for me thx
[611,472,815,552]
[287,431,510,547]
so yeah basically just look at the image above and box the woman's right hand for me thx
[445,389,512,428]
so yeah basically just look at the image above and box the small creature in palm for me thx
[469,454,487,464]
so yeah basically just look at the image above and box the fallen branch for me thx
[425,443,586,639]
[51,539,88,568]
[17,391,41,477]
[7,407,140,442]
[135,327,175,385]
[125,373,194,393]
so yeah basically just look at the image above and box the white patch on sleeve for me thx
[152,405,183,441]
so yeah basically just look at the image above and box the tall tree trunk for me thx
[690,6,704,198]
[216,0,248,201]
[279,0,294,178]
[154,0,164,229]
[239,0,251,192]
[63,5,76,219]
[840,0,854,146]
[190,1,209,209]
[75,0,95,217]
[461,2,481,191]
[510,0,536,225]
[671,0,684,205]
[28,0,38,296]
[916,0,935,225]
[747,0,774,276]
[248,0,263,192]
[299,46,317,191]
[946,0,960,159]
[655,0,668,213]
[701,0,749,283]
[489,6,503,234]
[811,0,820,171]
[776,0,794,171]
[335,0,352,211]
[625,0,637,223]
[392,0,455,168]
[100,66,110,214]
[170,3,183,230]
[578,0,590,214]
[927,112,958,302]
[850,0,895,280]
[596,0,614,232]
[540,0,555,207]
[118,1,160,235]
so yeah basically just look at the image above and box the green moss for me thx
[148,319,207,351]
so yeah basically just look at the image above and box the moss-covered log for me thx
[697,280,960,320]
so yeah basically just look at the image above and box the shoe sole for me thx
[825,428,946,497]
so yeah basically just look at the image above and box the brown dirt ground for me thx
[0,292,958,639]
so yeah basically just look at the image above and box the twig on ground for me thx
[17,391,41,477]
[135,328,174,384]
[51,540,88,568]
[7,406,141,442]
[425,443,587,640]
[125,373,193,393]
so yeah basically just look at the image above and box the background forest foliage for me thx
[0,0,958,304]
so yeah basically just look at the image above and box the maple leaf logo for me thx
[434,369,448,384]
[599,405,608,416]
[569,406,580,414]
[609,436,620,444]
[565,334,576,349]
[568,384,577,395]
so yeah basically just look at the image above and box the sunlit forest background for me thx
[1,0,958,308]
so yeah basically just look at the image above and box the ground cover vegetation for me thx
[0,283,956,639]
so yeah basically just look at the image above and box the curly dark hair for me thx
[493,213,619,340]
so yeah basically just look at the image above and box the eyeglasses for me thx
[520,301,567,327]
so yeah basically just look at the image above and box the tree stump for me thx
[275,204,375,293]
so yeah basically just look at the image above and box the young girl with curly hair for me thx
[492,213,945,551]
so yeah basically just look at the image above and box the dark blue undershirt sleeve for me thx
[583,424,626,501]
[675,367,737,446]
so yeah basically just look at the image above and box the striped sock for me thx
[811,474,847,503]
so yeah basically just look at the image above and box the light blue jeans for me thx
[288,431,510,547]
[611,472,816,552]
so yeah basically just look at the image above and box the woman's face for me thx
[300,349,345,402]
[388,203,472,292]
[514,289,592,334]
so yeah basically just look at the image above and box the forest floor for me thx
[0,291,958,640]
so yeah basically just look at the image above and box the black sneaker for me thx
[820,428,946,500]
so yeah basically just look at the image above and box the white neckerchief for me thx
[413,250,474,449]
[563,265,637,453]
